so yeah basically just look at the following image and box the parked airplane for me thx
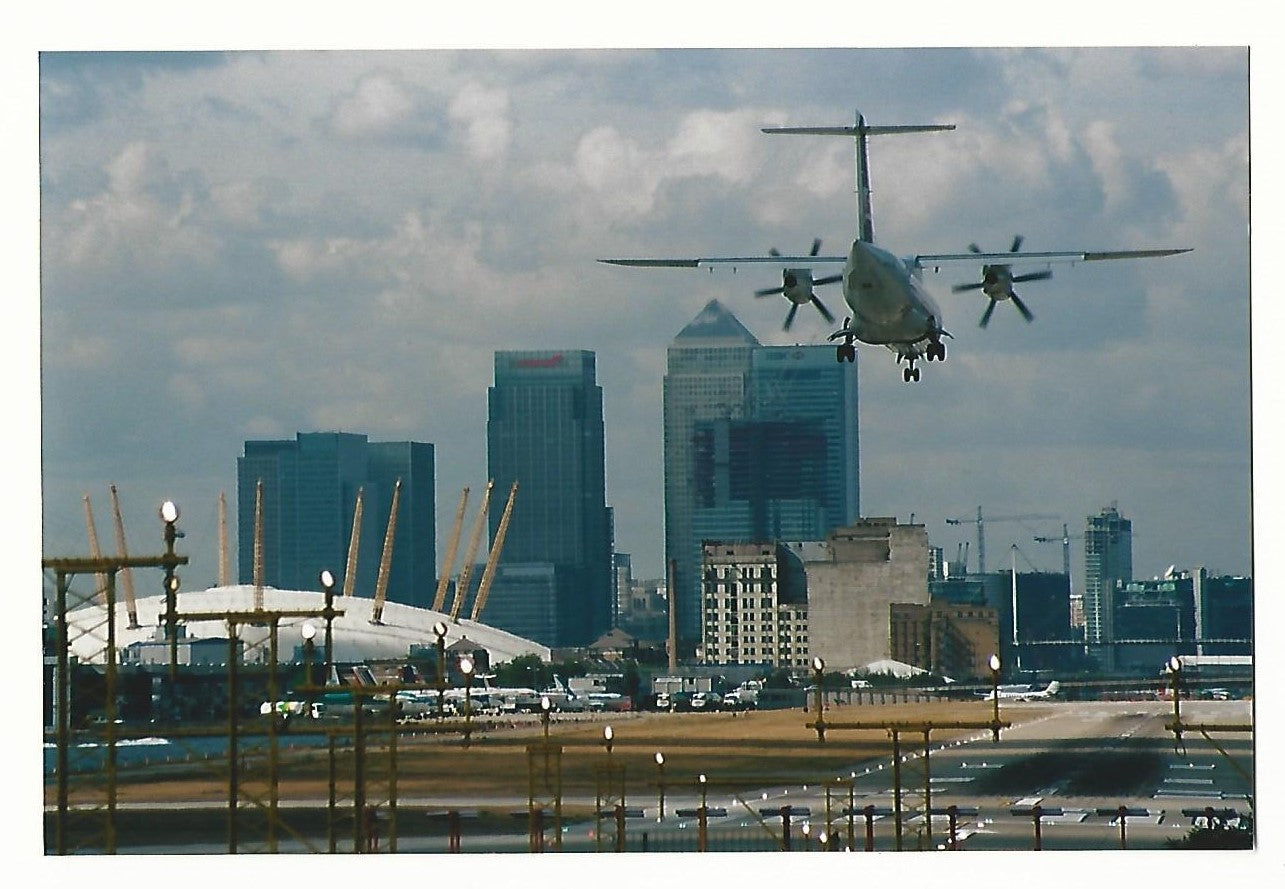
[980,680,1061,701]
[601,110,1190,382]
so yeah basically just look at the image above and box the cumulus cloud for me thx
[448,82,511,162]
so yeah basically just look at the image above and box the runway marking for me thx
[1163,777,1215,785]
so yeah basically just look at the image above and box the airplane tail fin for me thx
[763,112,954,244]
[1046,680,1060,696]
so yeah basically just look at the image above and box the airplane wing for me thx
[600,255,847,268]
[913,248,1191,267]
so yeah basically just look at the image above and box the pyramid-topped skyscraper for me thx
[663,300,860,646]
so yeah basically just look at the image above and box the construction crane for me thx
[470,481,518,622]
[370,479,402,624]
[343,488,365,596]
[431,487,470,612]
[449,480,494,621]
[108,485,142,628]
[945,506,1057,575]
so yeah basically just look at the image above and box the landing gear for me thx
[925,340,946,362]
[835,343,856,363]
[902,365,921,383]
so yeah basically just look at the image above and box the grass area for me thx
[59,700,1019,805]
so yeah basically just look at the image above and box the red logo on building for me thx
[514,353,565,369]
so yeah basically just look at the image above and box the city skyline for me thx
[36,46,1251,598]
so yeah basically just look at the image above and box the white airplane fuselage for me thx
[843,239,944,356]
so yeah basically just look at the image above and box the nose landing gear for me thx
[833,317,857,363]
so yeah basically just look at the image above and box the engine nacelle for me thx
[980,264,1014,300]
[781,268,815,305]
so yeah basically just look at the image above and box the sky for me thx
[33,41,1253,595]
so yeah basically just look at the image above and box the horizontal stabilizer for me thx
[762,125,955,136]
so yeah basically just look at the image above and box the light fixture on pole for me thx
[459,656,475,745]
[301,622,317,689]
[319,570,336,682]
[654,752,665,821]
[433,621,449,720]
[812,656,826,743]
[988,653,1002,742]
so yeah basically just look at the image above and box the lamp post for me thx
[433,621,448,720]
[655,752,666,821]
[540,695,552,781]
[1167,655,1184,749]
[801,821,810,852]
[159,501,182,707]
[812,656,826,743]
[459,655,475,745]
[301,622,317,690]
[697,772,708,852]
[988,653,1002,742]
[318,570,336,683]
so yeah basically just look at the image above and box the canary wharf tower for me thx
[664,300,860,642]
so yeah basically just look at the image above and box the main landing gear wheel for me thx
[835,344,856,363]
[925,341,946,362]
[902,366,921,383]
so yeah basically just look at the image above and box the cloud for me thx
[448,82,511,162]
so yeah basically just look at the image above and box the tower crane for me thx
[370,478,402,624]
[470,481,518,622]
[431,487,470,612]
[1033,523,1084,587]
[449,480,494,621]
[944,506,1057,575]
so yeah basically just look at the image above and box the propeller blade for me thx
[1011,293,1035,322]
[813,274,843,287]
[1012,269,1053,284]
[1009,234,1024,253]
[755,286,785,297]
[811,295,836,324]
[784,303,800,331]
[809,238,822,256]
[980,299,997,328]
[952,281,985,293]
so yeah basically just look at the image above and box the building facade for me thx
[890,601,999,681]
[237,432,435,608]
[1083,504,1133,668]
[699,541,810,671]
[803,519,930,673]
[663,300,859,643]
[487,350,612,647]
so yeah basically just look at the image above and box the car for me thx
[690,691,720,711]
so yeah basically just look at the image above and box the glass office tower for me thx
[237,432,436,608]
[1083,503,1133,669]
[487,350,612,646]
[664,300,860,641]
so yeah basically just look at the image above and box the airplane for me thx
[600,110,1191,383]
[979,680,1061,701]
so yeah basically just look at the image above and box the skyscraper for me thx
[486,350,612,646]
[664,299,860,641]
[1083,503,1133,668]
[237,432,436,608]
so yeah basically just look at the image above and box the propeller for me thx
[754,238,841,331]
[951,234,1051,328]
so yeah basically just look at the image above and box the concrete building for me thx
[487,350,612,647]
[889,601,999,681]
[803,519,930,673]
[699,541,810,671]
[237,432,436,609]
[663,299,859,644]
